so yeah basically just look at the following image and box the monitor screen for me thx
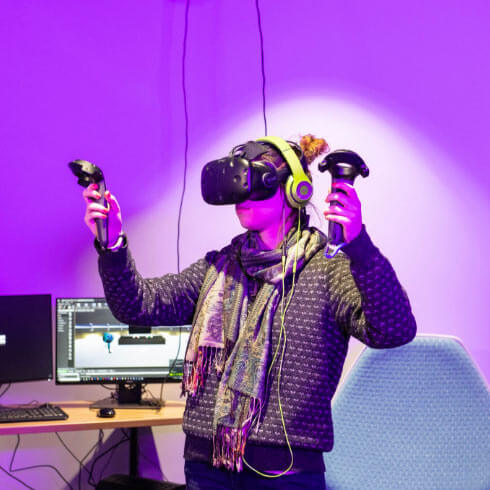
[0,294,53,384]
[55,298,191,384]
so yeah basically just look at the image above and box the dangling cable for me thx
[176,0,191,274]
[266,197,289,379]
[0,383,11,401]
[168,0,190,388]
[243,208,302,478]
[255,0,268,135]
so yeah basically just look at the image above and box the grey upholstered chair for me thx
[323,334,490,490]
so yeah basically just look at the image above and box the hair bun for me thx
[299,134,329,165]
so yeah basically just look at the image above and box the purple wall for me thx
[1,1,489,487]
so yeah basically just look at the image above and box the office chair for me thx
[323,334,490,489]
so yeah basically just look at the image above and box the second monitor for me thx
[56,298,191,408]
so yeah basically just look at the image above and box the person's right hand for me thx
[82,183,123,247]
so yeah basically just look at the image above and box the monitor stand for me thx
[90,381,164,409]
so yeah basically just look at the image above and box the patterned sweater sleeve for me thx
[327,226,417,348]
[96,237,214,326]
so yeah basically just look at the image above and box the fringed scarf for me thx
[182,226,325,471]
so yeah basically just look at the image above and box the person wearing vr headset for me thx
[82,135,416,489]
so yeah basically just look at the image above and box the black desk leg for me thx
[129,428,139,477]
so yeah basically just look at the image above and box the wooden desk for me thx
[0,400,186,477]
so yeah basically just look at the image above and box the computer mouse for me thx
[97,407,116,418]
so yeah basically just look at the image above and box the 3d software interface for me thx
[56,298,190,383]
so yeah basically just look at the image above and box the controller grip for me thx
[329,177,354,245]
[324,178,353,258]
[94,179,108,248]
[328,220,344,246]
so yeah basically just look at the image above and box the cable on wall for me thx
[166,0,191,385]
[8,435,74,490]
[0,463,34,490]
[176,0,191,275]
[56,430,105,490]
[55,432,87,490]
[87,430,129,487]
[0,383,11,400]
[255,0,268,135]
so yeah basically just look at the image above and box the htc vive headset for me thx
[201,136,313,208]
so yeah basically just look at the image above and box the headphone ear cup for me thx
[256,136,313,209]
[284,175,313,208]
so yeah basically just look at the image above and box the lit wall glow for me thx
[1,0,489,488]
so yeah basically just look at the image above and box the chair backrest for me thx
[323,335,490,490]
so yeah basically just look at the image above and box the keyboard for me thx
[0,403,68,423]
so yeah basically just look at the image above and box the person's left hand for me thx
[323,182,363,243]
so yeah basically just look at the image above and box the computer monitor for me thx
[55,298,191,408]
[0,294,53,385]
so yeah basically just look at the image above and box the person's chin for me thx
[236,212,259,230]
[237,217,253,230]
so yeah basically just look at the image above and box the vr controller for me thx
[68,160,108,248]
[318,150,369,258]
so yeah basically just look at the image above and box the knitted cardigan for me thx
[97,226,416,465]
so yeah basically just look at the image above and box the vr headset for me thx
[201,136,313,209]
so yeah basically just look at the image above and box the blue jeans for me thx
[184,460,327,490]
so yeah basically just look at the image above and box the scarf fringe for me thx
[182,346,217,396]
[212,397,261,472]
[182,343,236,397]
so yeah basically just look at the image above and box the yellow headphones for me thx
[256,136,313,208]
